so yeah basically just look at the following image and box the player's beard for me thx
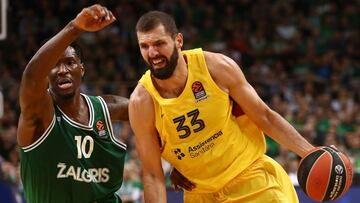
[148,46,179,80]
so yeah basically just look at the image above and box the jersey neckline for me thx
[55,93,94,131]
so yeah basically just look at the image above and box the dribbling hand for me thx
[73,4,116,32]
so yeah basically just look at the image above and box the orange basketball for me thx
[297,146,353,202]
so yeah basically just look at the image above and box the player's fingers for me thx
[183,180,195,191]
[330,145,339,151]
[104,7,114,21]
[172,183,179,192]
[109,10,116,20]
[171,177,183,188]
[84,7,99,20]
[90,4,113,23]
[170,170,195,190]
[183,180,195,190]
[94,15,114,28]
[174,177,189,190]
[101,16,115,26]
[90,4,106,17]
[170,176,179,185]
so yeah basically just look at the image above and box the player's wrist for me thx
[67,20,85,35]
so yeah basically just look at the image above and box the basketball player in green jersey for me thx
[129,11,315,203]
[18,4,128,203]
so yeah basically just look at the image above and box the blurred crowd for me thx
[0,0,359,202]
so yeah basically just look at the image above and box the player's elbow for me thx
[264,107,280,124]
[254,107,278,128]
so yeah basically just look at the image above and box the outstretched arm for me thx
[18,4,116,147]
[205,52,314,158]
[129,85,167,203]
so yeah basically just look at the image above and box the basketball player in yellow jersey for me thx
[129,11,314,203]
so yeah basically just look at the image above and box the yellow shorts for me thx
[183,155,299,203]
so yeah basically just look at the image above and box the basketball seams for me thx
[323,150,333,201]
[298,146,323,183]
[329,151,344,200]
[338,152,352,191]
[323,147,346,201]
[305,149,331,201]
[298,146,353,202]
[298,146,324,168]
[336,153,347,199]
[298,148,325,196]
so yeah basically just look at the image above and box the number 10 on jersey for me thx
[75,136,94,159]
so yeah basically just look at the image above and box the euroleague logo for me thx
[96,121,104,131]
[96,120,107,138]
[335,165,344,175]
[192,81,208,103]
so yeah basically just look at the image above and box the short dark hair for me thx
[136,11,178,38]
[70,41,83,62]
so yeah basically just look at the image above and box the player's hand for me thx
[169,168,195,192]
[330,145,338,150]
[73,4,115,32]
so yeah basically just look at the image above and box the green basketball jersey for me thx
[20,94,127,203]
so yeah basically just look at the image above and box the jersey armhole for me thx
[98,96,127,151]
[200,52,229,98]
[22,114,56,152]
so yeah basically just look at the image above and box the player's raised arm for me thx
[205,52,314,158]
[129,84,167,203]
[18,4,116,147]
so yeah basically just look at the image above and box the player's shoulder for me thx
[203,51,240,78]
[203,51,237,70]
[129,84,152,105]
[129,84,155,123]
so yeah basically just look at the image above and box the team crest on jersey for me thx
[192,81,208,103]
[173,148,185,160]
[96,120,107,138]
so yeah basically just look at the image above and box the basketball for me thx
[297,146,353,202]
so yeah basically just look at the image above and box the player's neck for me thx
[56,93,89,124]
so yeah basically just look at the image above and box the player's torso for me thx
[140,48,264,192]
[20,94,126,203]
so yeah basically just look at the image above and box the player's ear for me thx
[80,63,85,77]
[175,33,183,49]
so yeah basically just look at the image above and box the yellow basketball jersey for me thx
[139,48,266,193]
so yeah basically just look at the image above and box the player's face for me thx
[48,46,84,100]
[137,25,182,80]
